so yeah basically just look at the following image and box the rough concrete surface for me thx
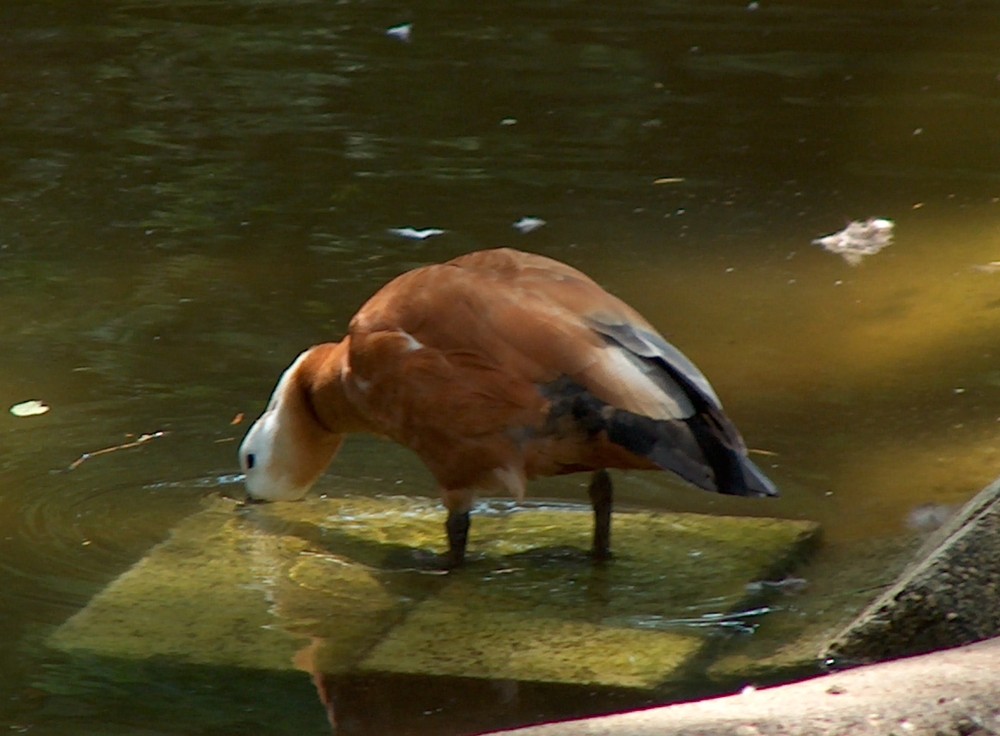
[483,635,1000,736]
[827,477,1000,663]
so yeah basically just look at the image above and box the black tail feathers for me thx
[680,411,779,498]
[544,377,778,498]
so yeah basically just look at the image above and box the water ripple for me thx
[607,606,775,636]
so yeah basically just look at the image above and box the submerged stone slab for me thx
[359,506,818,689]
[49,495,818,690]
[47,498,413,675]
[48,508,305,671]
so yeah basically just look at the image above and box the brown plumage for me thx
[239,248,778,566]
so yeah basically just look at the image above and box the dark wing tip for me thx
[734,456,780,498]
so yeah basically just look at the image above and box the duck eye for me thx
[245,453,256,470]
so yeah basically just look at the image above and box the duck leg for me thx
[445,508,470,568]
[588,469,613,561]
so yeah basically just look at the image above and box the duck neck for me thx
[296,340,374,435]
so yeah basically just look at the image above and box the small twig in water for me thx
[68,431,169,471]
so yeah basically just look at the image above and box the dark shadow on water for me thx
[321,672,667,736]
[32,647,818,736]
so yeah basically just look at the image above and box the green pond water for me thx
[2,1,999,734]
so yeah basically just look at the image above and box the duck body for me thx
[239,248,778,565]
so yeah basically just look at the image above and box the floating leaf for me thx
[10,400,50,417]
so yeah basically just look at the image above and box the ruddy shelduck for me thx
[239,248,778,566]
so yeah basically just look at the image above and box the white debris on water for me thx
[9,400,50,417]
[906,503,955,532]
[971,261,1000,273]
[813,217,894,266]
[385,23,412,43]
[387,227,445,240]
[513,216,546,234]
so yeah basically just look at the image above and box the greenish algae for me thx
[48,495,818,690]
[48,498,410,674]
[356,502,819,689]
[48,508,302,670]
[363,599,703,689]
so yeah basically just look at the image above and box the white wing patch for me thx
[588,346,695,420]
[585,318,722,412]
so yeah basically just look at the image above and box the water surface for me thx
[2,1,999,733]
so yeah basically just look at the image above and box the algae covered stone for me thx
[49,506,306,671]
[359,503,818,689]
[48,495,817,691]
[49,498,415,674]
